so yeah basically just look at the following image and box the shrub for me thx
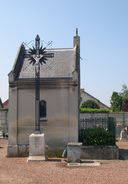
[0,108,8,112]
[81,100,100,109]
[80,108,111,113]
[79,128,115,146]
[107,117,116,139]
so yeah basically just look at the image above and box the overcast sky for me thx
[0,0,128,106]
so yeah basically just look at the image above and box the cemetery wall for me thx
[80,112,128,137]
[0,110,8,134]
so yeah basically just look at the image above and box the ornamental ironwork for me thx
[28,35,54,132]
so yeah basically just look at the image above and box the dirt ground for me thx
[1,139,128,184]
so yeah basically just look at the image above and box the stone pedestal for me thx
[67,142,82,163]
[28,133,45,161]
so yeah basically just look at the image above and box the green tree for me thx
[81,100,100,109]
[122,99,128,112]
[120,84,128,99]
[110,84,128,112]
[120,84,128,112]
[110,92,123,112]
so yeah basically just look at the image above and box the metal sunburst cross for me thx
[28,35,54,132]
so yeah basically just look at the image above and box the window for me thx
[39,100,47,119]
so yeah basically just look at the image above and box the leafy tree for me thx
[122,99,128,112]
[110,92,123,112]
[120,84,128,99]
[120,84,128,112]
[81,100,100,109]
[110,84,128,112]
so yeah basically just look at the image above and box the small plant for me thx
[46,148,63,158]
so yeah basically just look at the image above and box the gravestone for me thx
[28,133,45,161]
[67,142,82,162]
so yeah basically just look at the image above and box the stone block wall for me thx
[67,143,119,161]
[81,145,119,160]
[0,110,8,134]
[80,112,128,138]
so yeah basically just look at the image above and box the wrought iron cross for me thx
[28,35,54,132]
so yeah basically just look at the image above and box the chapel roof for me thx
[18,47,76,79]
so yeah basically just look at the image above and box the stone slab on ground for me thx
[67,160,100,167]
[27,155,45,162]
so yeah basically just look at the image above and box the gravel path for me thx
[0,139,128,184]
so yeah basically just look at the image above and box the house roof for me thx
[80,89,110,109]
[12,45,76,80]
[3,100,9,109]
[0,98,3,108]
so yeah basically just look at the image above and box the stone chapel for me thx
[7,30,80,156]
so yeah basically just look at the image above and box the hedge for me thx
[79,128,115,146]
[0,108,8,112]
[80,108,111,113]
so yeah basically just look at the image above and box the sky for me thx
[0,0,128,106]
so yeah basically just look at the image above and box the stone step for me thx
[27,156,45,162]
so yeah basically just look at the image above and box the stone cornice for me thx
[9,78,78,89]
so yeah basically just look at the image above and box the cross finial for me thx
[35,34,40,41]
[35,35,40,55]
[76,28,78,36]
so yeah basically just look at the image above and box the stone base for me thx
[7,145,18,157]
[28,133,45,160]
[67,143,119,161]
[67,160,100,167]
[27,156,45,162]
[81,145,119,160]
[7,144,29,157]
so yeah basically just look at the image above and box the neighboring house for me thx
[3,99,9,109]
[0,98,3,108]
[80,89,109,109]
[8,31,80,156]
[0,98,8,135]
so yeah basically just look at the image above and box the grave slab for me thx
[28,133,45,161]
